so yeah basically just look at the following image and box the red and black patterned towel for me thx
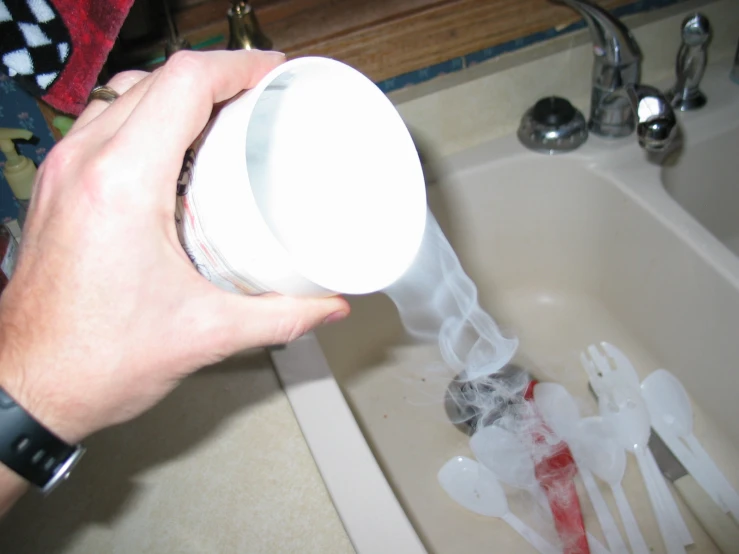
[0,0,135,114]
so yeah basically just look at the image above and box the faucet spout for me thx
[553,0,640,66]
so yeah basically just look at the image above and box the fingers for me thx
[72,70,150,131]
[199,291,350,356]
[112,50,285,193]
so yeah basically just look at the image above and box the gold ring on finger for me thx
[87,85,120,105]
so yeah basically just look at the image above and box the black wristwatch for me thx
[0,387,85,494]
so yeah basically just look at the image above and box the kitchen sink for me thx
[271,64,739,553]
[661,69,739,256]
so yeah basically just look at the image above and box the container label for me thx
[1,235,18,281]
[174,123,265,296]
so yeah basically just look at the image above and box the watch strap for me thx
[0,386,83,493]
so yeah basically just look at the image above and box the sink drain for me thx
[444,364,531,435]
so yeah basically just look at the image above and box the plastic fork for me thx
[581,343,692,553]
[596,344,695,546]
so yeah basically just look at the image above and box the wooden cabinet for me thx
[112,0,638,83]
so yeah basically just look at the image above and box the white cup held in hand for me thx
[176,56,427,296]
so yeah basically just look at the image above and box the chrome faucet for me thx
[553,0,677,151]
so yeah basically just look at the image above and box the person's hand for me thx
[0,50,350,446]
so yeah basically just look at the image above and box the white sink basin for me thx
[272,65,739,553]
[662,71,739,256]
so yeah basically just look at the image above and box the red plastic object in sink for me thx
[524,379,590,554]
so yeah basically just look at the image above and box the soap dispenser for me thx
[0,128,36,228]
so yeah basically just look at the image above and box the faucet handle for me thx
[680,12,711,47]
[668,13,711,111]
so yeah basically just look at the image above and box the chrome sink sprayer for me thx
[667,13,711,111]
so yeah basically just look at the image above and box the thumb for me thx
[200,291,350,356]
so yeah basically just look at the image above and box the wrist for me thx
[0,381,86,495]
[0,330,89,446]
[0,371,89,447]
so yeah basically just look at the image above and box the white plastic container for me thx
[175,56,427,297]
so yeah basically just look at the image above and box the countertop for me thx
[0,350,354,553]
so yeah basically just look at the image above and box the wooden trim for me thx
[116,0,638,81]
[284,0,635,82]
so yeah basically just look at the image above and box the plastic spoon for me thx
[577,416,650,554]
[456,367,590,553]
[583,345,689,553]
[587,343,694,546]
[600,379,687,553]
[523,380,592,554]
[470,424,548,507]
[641,371,727,511]
[598,346,695,547]
[642,369,739,519]
[437,456,559,554]
[534,382,629,554]
[470,425,612,554]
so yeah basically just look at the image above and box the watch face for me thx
[41,446,86,495]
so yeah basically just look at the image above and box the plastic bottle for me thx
[0,128,36,228]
